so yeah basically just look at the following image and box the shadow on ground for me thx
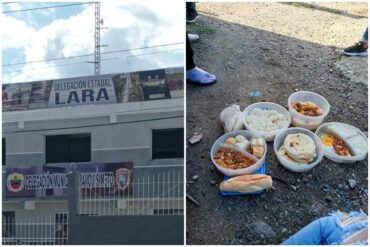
[186,14,368,245]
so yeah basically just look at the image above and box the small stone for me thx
[192,175,199,181]
[189,132,203,144]
[325,196,333,202]
[291,185,297,191]
[348,179,357,189]
[281,228,287,233]
[249,221,277,239]
[210,180,217,186]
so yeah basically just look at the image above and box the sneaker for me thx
[186,67,217,85]
[343,42,368,56]
[188,33,200,43]
[186,9,198,23]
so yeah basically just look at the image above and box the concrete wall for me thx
[3,99,183,167]
[68,215,184,245]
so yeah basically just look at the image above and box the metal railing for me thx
[2,213,68,245]
[78,170,184,216]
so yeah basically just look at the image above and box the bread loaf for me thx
[220,174,272,193]
[251,138,264,158]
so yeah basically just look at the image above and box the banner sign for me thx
[2,67,183,112]
[6,162,133,198]
[48,75,117,108]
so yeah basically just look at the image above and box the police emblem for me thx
[7,172,25,192]
[115,168,131,191]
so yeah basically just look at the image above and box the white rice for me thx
[246,108,289,132]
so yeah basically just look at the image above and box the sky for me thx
[2,1,185,83]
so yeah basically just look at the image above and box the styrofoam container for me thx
[288,91,330,130]
[210,130,267,177]
[273,127,324,172]
[242,102,291,142]
[315,122,368,163]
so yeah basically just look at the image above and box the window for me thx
[2,138,5,166]
[46,134,91,163]
[152,128,184,159]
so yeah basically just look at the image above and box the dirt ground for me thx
[186,2,368,245]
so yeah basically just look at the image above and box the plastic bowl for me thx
[273,127,324,172]
[242,102,291,142]
[288,91,330,130]
[210,130,267,177]
[315,122,368,163]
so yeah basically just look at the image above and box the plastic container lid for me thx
[288,91,330,130]
[273,127,324,172]
[242,102,291,142]
[315,122,368,163]
[210,130,267,177]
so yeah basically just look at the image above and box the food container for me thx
[220,162,266,196]
[210,130,267,177]
[242,102,291,142]
[273,127,324,172]
[288,91,330,130]
[315,122,368,163]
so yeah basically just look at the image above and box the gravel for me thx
[186,3,368,245]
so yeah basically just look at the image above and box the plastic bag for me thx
[219,104,244,133]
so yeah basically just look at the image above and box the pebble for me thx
[249,221,277,239]
[347,179,357,189]
[325,196,333,203]
[210,180,217,186]
[192,175,199,181]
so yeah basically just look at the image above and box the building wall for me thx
[3,99,183,167]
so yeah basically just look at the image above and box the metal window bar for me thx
[2,214,68,245]
[77,170,184,216]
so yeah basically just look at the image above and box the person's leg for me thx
[361,27,368,43]
[186,34,216,85]
[186,2,198,23]
[186,2,196,11]
[343,27,368,56]
[281,216,343,245]
[186,34,196,70]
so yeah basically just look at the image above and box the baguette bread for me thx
[220,174,272,193]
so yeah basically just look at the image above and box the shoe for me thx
[186,9,198,23]
[186,67,217,85]
[188,33,200,43]
[343,42,368,56]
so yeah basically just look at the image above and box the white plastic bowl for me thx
[288,91,330,130]
[315,122,368,163]
[210,130,267,177]
[242,102,291,142]
[273,127,324,173]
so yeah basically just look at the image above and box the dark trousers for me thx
[186,2,196,11]
[186,34,196,70]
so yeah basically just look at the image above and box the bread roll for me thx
[346,135,368,156]
[284,133,316,163]
[326,125,368,156]
[225,137,236,145]
[220,174,272,193]
[326,125,358,140]
[251,138,264,158]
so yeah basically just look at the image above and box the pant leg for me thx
[186,33,196,70]
[281,216,343,245]
[361,27,368,43]
[186,2,196,11]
